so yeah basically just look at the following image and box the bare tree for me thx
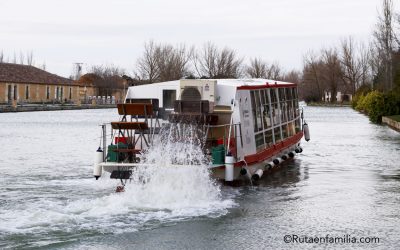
[0,51,3,63]
[40,62,46,70]
[340,37,362,94]
[267,61,283,80]
[283,70,302,84]
[157,43,194,82]
[246,57,268,78]
[193,42,243,78]
[321,48,344,102]
[26,51,34,66]
[12,52,16,64]
[136,41,194,83]
[19,52,24,65]
[136,40,161,83]
[302,51,325,102]
[88,64,126,96]
[246,58,283,79]
[373,0,395,91]
[358,42,373,88]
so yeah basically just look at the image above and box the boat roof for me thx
[129,78,296,89]
[216,79,296,90]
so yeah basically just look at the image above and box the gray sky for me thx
[0,0,398,77]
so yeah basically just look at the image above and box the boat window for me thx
[255,132,264,149]
[295,118,301,133]
[181,87,201,101]
[264,129,273,146]
[250,91,258,131]
[270,89,277,103]
[287,100,294,121]
[163,90,176,109]
[288,122,296,137]
[282,124,288,139]
[281,101,287,123]
[255,90,263,132]
[274,127,281,142]
[286,88,292,100]
[272,103,279,125]
[293,87,298,100]
[263,103,271,128]
[278,88,286,102]
[260,89,266,106]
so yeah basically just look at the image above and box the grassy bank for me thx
[352,90,400,123]
[387,115,400,122]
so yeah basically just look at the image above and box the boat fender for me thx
[273,158,280,165]
[93,147,103,180]
[240,168,247,176]
[281,155,288,161]
[251,169,264,181]
[265,163,273,170]
[288,152,295,158]
[295,148,300,153]
[303,122,310,142]
[299,147,303,153]
[225,155,235,182]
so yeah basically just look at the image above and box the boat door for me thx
[237,90,256,155]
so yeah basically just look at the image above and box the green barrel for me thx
[211,145,225,164]
[107,143,128,162]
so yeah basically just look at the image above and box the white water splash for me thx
[0,123,235,236]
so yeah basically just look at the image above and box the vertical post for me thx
[102,124,106,161]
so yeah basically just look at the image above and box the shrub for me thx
[355,93,366,112]
[352,84,371,110]
[363,91,385,123]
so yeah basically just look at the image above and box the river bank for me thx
[382,115,400,132]
[306,102,351,107]
[0,103,116,113]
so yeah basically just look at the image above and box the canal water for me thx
[0,106,399,249]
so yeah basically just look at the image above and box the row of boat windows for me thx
[249,87,301,150]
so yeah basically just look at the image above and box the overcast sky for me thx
[0,0,398,78]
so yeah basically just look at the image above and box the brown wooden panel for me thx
[111,121,149,130]
[117,103,153,116]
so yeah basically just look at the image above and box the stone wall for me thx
[382,116,400,132]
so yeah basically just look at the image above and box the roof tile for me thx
[0,63,73,85]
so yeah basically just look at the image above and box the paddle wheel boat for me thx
[93,79,310,186]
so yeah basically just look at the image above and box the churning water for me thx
[0,110,234,249]
[1,107,400,249]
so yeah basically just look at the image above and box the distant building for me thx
[323,91,352,103]
[77,73,126,103]
[0,63,96,104]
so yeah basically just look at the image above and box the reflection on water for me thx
[254,160,308,188]
[0,107,400,249]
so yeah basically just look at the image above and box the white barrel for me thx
[252,169,264,181]
[303,122,310,141]
[225,155,235,182]
[273,158,282,165]
[94,148,103,180]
